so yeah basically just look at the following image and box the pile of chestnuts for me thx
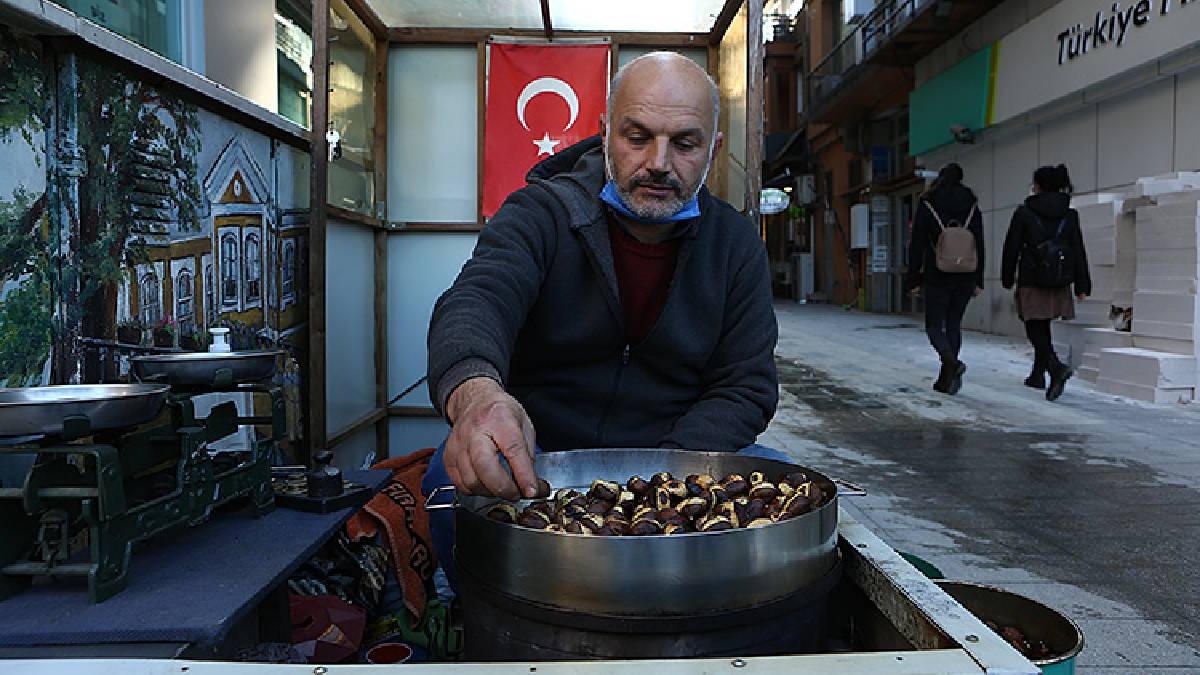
[484,470,826,536]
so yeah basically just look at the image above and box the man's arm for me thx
[659,238,778,451]
[427,188,557,497]
[443,377,540,499]
[427,188,556,415]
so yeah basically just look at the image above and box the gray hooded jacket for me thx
[426,136,778,451]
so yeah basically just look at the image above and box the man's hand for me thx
[444,377,540,500]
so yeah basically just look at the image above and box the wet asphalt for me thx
[765,303,1200,673]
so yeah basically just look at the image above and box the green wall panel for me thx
[909,44,997,156]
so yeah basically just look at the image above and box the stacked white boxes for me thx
[1094,177,1200,403]
[1052,193,1134,379]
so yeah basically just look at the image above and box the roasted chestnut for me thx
[603,518,632,536]
[545,524,565,533]
[698,515,733,532]
[517,509,552,529]
[746,498,767,520]
[658,507,689,527]
[717,501,740,528]
[631,518,664,536]
[748,482,779,502]
[748,471,766,485]
[627,475,651,496]
[777,481,795,498]
[650,471,673,487]
[678,496,709,519]
[709,485,729,504]
[653,487,673,511]
[532,479,552,499]
[580,513,606,532]
[487,503,520,524]
[664,479,689,500]
[746,517,774,528]
[529,501,556,517]
[588,479,621,502]
[586,499,614,515]
[555,487,583,504]
[720,474,749,496]
[732,499,751,526]
[632,505,656,522]
[782,491,812,518]
[764,500,783,520]
[783,471,808,486]
[616,490,637,511]
[560,503,588,521]
[663,523,689,535]
[804,482,825,505]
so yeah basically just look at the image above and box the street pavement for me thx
[766,302,1200,674]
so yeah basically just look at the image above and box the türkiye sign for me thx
[1057,0,1196,64]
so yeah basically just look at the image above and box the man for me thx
[425,52,779,510]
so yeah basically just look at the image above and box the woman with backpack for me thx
[1002,164,1092,401]
[905,163,985,394]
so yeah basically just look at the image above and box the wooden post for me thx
[539,0,553,41]
[746,0,764,220]
[308,0,330,453]
[373,35,390,458]
[477,40,487,227]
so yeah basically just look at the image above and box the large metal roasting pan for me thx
[446,448,840,616]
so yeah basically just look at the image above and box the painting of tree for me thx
[0,28,50,386]
[66,58,203,382]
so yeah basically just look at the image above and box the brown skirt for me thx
[1015,286,1075,321]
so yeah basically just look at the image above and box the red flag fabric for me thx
[483,42,610,218]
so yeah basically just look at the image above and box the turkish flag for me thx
[483,43,610,218]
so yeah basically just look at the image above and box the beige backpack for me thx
[925,201,978,273]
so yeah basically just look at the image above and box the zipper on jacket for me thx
[594,344,631,445]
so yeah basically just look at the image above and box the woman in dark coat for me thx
[1002,164,1092,401]
[905,163,985,394]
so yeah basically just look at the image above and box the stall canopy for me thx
[367,0,730,33]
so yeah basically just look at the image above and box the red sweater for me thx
[609,219,682,344]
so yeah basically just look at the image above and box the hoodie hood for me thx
[524,135,607,228]
[1024,191,1071,219]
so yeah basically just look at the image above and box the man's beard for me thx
[604,135,714,221]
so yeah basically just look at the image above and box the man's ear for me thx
[713,131,724,155]
[599,114,607,141]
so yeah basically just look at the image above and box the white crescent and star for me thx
[516,77,579,156]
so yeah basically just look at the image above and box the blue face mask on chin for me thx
[599,181,700,225]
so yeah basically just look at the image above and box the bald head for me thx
[607,52,719,138]
[601,52,723,222]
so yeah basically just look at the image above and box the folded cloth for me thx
[346,448,437,626]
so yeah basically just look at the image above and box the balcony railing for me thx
[808,0,930,110]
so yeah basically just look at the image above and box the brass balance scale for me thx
[0,349,286,603]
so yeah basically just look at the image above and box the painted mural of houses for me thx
[116,136,308,352]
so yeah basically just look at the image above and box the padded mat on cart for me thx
[0,470,388,650]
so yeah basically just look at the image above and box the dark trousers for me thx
[1024,319,1059,373]
[923,283,974,359]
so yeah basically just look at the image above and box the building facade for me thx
[911,0,1200,401]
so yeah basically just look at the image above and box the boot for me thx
[936,351,966,395]
[1024,358,1046,389]
[1046,358,1073,402]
